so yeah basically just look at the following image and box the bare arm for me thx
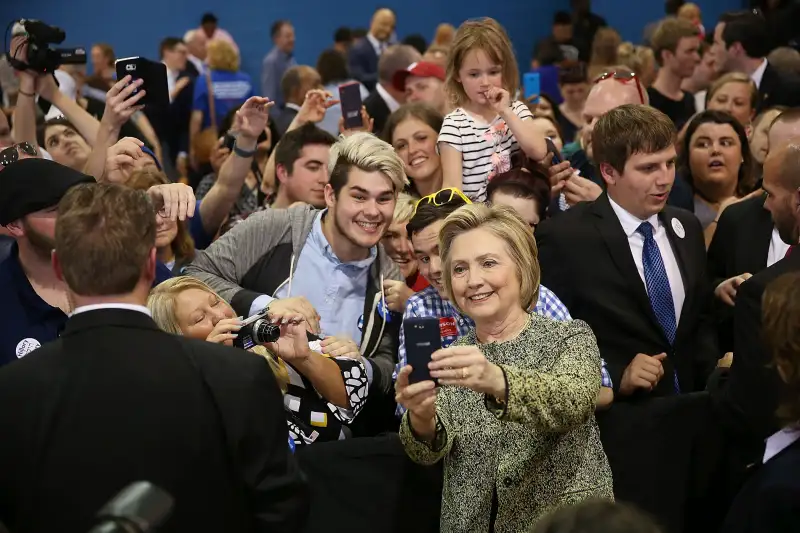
[11,74,37,146]
[190,110,203,159]
[439,143,464,191]
[132,112,162,162]
[291,355,348,408]
[500,107,548,161]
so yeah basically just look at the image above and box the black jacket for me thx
[0,308,307,533]
[757,62,800,112]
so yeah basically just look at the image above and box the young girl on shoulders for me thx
[438,17,549,202]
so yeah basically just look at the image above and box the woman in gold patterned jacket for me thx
[395,203,613,533]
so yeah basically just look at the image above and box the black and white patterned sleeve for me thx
[325,357,369,423]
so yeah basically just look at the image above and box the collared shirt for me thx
[0,243,67,366]
[71,303,152,317]
[750,58,768,89]
[366,33,387,57]
[256,211,377,347]
[608,195,685,325]
[763,426,800,463]
[376,83,401,113]
[164,64,180,103]
[261,47,297,108]
[767,227,792,267]
[394,283,611,416]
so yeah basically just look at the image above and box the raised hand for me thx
[147,183,196,221]
[105,137,145,183]
[338,106,374,136]
[485,86,511,114]
[297,89,338,124]
[234,96,273,141]
[103,76,147,131]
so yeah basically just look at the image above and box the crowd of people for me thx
[1,1,800,532]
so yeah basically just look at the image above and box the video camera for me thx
[89,481,173,533]
[233,308,281,350]
[7,19,87,74]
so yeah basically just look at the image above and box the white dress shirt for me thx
[366,33,386,57]
[750,58,768,89]
[763,426,800,463]
[376,83,401,113]
[70,303,152,318]
[767,227,792,268]
[609,196,686,324]
[165,64,179,103]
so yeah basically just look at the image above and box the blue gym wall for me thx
[1,0,745,83]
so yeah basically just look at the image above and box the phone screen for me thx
[339,82,363,129]
[403,317,442,384]
[523,72,540,103]
[546,137,562,165]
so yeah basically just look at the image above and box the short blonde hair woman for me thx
[148,276,370,447]
[206,40,240,72]
[381,193,429,312]
[396,203,613,532]
[706,72,758,129]
[617,42,656,88]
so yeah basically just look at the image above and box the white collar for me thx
[763,426,800,463]
[608,194,660,238]
[750,58,768,89]
[285,102,302,112]
[376,83,401,112]
[70,303,152,318]
[366,33,383,53]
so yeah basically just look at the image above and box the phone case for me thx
[403,317,442,384]
[115,56,169,108]
[339,82,363,129]
[523,72,541,103]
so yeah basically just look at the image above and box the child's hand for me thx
[485,86,511,114]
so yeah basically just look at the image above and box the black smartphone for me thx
[546,137,562,165]
[339,81,363,129]
[114,56,169,107]
[403,317,442,384]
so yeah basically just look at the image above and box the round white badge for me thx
[671,218,686,239]
[16,338,41,358]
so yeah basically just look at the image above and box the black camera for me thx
[233,308,280,350]
[8,19,87,74]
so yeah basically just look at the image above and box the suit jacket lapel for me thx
[751,196,773,272]
[660,211,695,339]
[591,195,664,336]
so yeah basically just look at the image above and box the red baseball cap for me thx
[392,61,446,92]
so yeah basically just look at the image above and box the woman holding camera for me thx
[396,204,612,532]
[148,276,369,447]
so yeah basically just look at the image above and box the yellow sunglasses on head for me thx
[412,187,472,218]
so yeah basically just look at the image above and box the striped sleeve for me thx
[512,100,534,120]
[437,113,465,152]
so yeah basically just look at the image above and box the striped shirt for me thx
[438,100,533,202]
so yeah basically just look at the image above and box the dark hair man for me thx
[0,182,307,532]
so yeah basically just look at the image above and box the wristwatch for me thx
[233,140,257,158]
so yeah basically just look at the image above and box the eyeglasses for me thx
[593,70,645,105]
[0,142,38,167]
[412,187,472,218]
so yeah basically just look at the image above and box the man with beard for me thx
[0,159,94,365]
[0,159,202,366]
[186,132,407,434]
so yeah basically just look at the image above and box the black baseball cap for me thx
[0,159,94,226]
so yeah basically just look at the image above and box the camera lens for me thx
[252,320,280,344]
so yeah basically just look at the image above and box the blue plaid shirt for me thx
[395,284,611,416]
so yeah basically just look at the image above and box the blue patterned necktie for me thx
[636,222,680,393]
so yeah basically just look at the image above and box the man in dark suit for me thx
[276,65,322,136]
[348,8,396,91]
[713,11,800,112]
[538,104,719,399]
[720,271,800,533]
[363,44,419,135]
[706,109,800,351]
[0,182,307,532]
[714,139,800,456]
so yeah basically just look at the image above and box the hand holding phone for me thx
[339,82,364,129]
[114,56,169,108]
[523,72,541,104]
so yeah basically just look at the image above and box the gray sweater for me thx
[184,205,402,394]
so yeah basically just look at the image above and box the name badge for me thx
[357,314,364,331]
[439,317,458,338]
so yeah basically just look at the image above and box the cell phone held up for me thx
[339,81,363,129]
[114,56,169,108]
[403,317,442,385]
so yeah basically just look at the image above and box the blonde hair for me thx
[707,72,758,111]
[650,18,700,66]
[393,192,418,225]
[148,277,289,391]
[434,23,456,46]
[439,203,540,314]
[207,40,239,72]
[590,27,622,71]
[328,132,409,193]
[617,43,655,77]
[445,18,519,108]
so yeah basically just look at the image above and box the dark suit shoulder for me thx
[537,200,595,236]
[718,195,766,224]
[179,336,272,379]
[744,251,800,296]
